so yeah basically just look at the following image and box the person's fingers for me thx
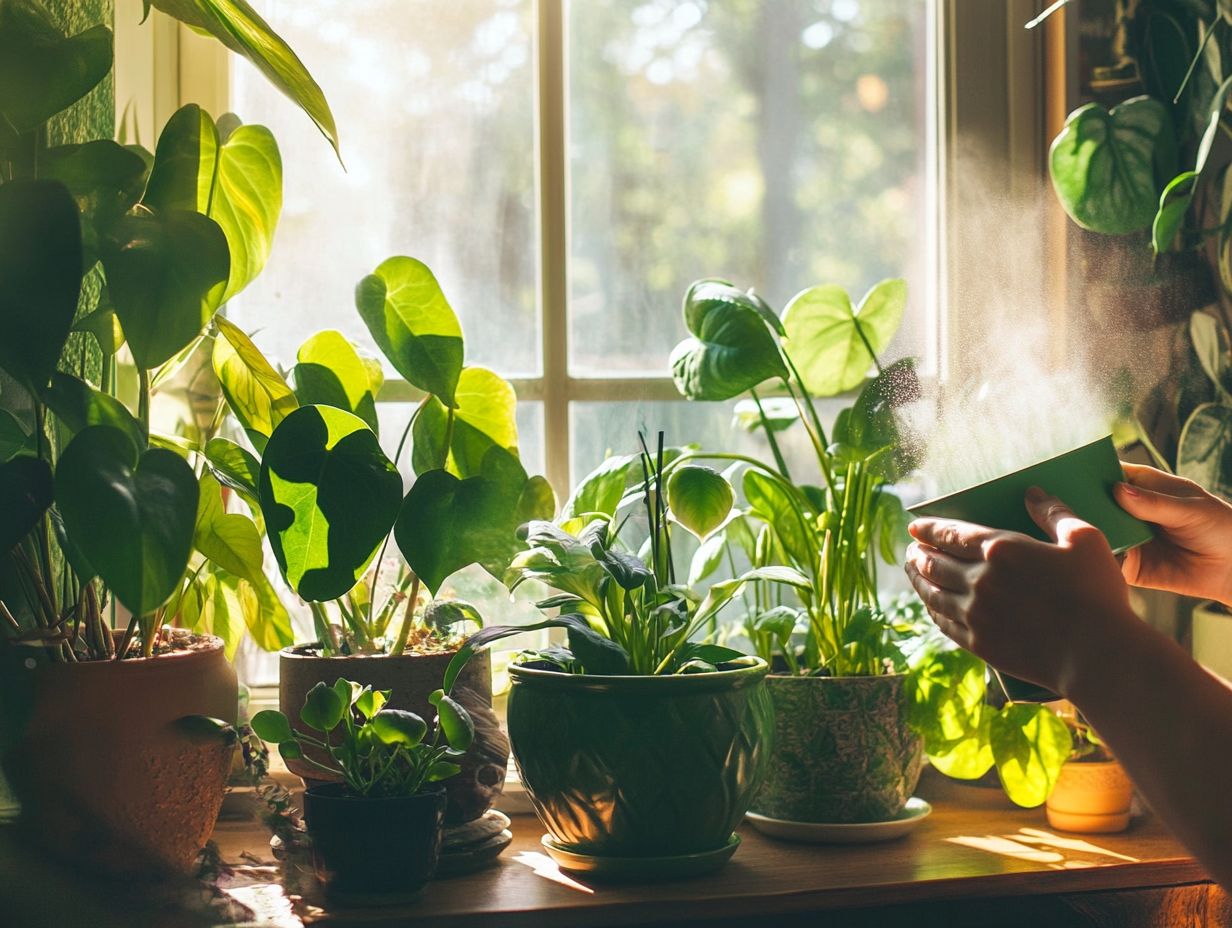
[1120,543,1144,587]
[1120,462,1204,498]
[907,541,971,593]
[1025,487,1109,551]
[907,518,994,560]
[1114,479,1203,529]
[905,562,967,627]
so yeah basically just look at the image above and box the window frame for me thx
[113,0,1067,498]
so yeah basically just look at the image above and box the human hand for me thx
[1115,463,1232,606]
[905,488,1139,696]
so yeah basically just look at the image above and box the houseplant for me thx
[251,677,473,903]
[444,433,783,877]
[207,257,552,823]
[0,0,335,872]
[667,277,1075,818]
[1044,702,1135,834]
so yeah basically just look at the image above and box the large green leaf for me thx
[395,457,530,595]
[179,568,243,658]
[55,425,199,617]
[0,456,52,553]
[144,105,282,301]
[782,279,906,397]
[0,0,112,132]
[259,405,403,602]
[666,465,733,540]
[354,256,464,406]
[0,180,83,394]
[102,210,230,370]
[1190,311,1231,395]
[907,648,995,780]
[194,471,263,582]
[839,357,920,480]
[203,436,261,511]
[412,366,517,476]
[1179,402,1232,499]
[146,0,339,158]
[990,703,1073,808]
[293,330,378,434]
[670,279,788,401]
[742,469,811,567]
[41,141,149,268]
[212,316,298,448]
[1049,95,1176,235]
[44,371,146,451]
[560,453,638,520]
[218,566,293,653]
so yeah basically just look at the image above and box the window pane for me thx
[229,0,540,377]
[568,0,935,376]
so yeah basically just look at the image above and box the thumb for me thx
[1114,481,1198,529]
[1025,487,1106,550]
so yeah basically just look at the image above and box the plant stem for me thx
[388,573,421,657]
[138,366,151,433]
[750,387,792,480]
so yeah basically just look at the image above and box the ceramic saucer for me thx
[746,797,932,844]
[540,833,740,880]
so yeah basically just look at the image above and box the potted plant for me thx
[206,258,553,825]
[1045,702,1135,833]
[251,677,474,904]
[666,278,1076,823]
[444,433,784,878]
[0,0,335,873]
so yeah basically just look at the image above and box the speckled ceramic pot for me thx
[1,638,237,874]
[507,659,774,857]
[280,645,507,823]
[751,674,922,824]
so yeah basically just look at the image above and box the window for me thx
[218,0,940,493]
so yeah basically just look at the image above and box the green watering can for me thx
[908,435,1153,555]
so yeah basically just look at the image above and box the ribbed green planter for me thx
[752,674,922,824]
[507,659,774,857]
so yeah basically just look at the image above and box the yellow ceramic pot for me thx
[1045,759,1134,833]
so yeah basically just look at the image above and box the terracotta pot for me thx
[1,638,237,874]
[751,674,923,824]
[279,645,507,823]
[1046,759,1134,833]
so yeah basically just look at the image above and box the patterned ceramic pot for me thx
[507,659,774,857]
[1046,760,1134,833]
[751,673,922,824]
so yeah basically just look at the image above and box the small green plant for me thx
[443,432,797,686]
[251,679,474,799]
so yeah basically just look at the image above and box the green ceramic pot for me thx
[506,659,774,857]
[752,674,922,824]
[909,435,1151,554]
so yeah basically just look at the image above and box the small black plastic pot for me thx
[303,783,446,906]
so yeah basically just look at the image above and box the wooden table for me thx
[211,771,1226,928]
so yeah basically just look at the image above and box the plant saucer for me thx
[746,797,932,844]
[540,833,740,881]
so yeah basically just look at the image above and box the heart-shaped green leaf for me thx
[0,0,111,132]
[193,472,263,582]
[0,456,52,553]
[670,279,788,401]
[560,453,639,520]
[212,316,298,449]
[370,708,427,747]
[412,366,517,476]
[250,709,293,744]
[429,689,474,751]
[0,180,83,394]
[907,648,995,779]
[293,330,379,434]
[204,436,262,510]
[259,405,403,602]
[666,464,733,540]
[41,141,149,268]
[1179,402,1232,499]
[144,105,282,301]
[102,210,230,370]
[299,680,345,732]
[990,702,1072,808]
[1049,95,1176,235]
[355,256,464,406]
[782,279,906,397]
[395,462,528,595]
[44,371,146,451]
[54,425,199,617]
[147,0,339,158]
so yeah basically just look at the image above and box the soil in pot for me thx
[280,645,507,823]
[752,673,923,824]
[1,635,237,875]
[303,782,446,905]
[1046,759,1134,834]
[506,659,773,862]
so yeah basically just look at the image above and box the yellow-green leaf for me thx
[212,316,298,447]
